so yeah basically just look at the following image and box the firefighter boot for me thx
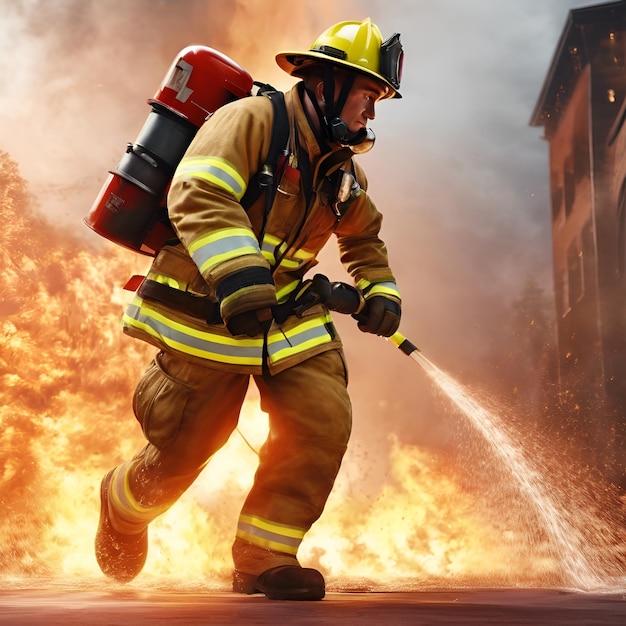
[231,538,324,600]
[95,469,148,582]
[233,565,325,601]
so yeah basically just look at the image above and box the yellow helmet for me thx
[276,18,403,99]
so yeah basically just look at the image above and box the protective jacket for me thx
[122,83,400,375]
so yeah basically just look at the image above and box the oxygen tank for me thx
[84,46,254,256]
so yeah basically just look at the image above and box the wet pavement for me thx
[1,587,625,625]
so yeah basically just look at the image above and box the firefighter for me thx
[95,18,404,601]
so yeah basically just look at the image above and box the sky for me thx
[0,0,596,443]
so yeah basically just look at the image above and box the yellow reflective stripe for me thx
[261,235,314,269]
[152,273,182,289]
[262,233,282,249]
[111,466,150,515]
[267,314,333,362]
[261,249,275,264]
[188,227,261,274]
[261,234,285,265]
[292,248,315,260]
[174,156,247,200]
[123,298,263,365]
[278,248,315,269]
[236,514,305,555]
[275,279,300,303]
[278,258,301,269]
[367,282,401,298]
[107,465,173,534]
[110,465,168,521]
[357,279,400,299]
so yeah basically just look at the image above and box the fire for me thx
[2,151,617,592]
[6,0,626,598]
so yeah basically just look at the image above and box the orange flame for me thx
[10,0,626,595]
[4,148,626,592]
[0,151,574,590]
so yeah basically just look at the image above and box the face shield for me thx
[380,33,404,94]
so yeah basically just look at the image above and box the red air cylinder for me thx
[84,46,254,256]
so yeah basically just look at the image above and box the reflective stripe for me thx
[108,465,169,533]
[123,299,335,367]
[236,514,305,555]
[268,314,333,362]
[110,466,157,520]
[261,234,284,265]
[153,273,182,289]
[123,298,264,366]
[174,156,247,200]
[188,227,261,274]
[279,258,302,269]
[261,235,315,269]
[279,247,315,269]
[275,279,300,303]
[357,279,401,300]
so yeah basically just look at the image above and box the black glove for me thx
[355,296,401,337]
[312,274,364,315]
[226,307,273,337]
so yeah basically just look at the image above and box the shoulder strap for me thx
[240,85,290,216]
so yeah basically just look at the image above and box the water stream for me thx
[390,332,625,589]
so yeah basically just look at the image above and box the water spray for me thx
[385,330,610,589]
[312,277,612,588]
[230,277,623,587]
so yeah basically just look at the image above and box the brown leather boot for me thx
[95,469,148,582]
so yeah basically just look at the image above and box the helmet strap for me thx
[304,66,373,149]
[330,67,355,119]
[320,67,370,147]
[303,83,330,150]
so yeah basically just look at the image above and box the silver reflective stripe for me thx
[190,231,260,273]
[124,301,263,365]
[174,157,246,200]
[237,520,301,549]
[268,319,331,362]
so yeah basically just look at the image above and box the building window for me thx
[564,170,576,217]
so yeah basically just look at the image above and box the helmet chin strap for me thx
[307,66,374,148]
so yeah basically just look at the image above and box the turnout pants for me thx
[106,348,352,575]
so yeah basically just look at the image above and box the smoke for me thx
[0,1,585,350]
[0,0,352,226]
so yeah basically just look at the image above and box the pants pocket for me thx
[132,352,191,448]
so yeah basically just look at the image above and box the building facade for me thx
[530,0,626,487]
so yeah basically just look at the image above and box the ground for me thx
[1,586,625,625]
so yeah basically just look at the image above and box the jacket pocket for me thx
[150,243,213,296]
[132,352,191,448]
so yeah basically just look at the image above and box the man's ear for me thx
[314,80,325,107]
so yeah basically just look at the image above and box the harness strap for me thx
[240,86,290,222]
[138,279,222,323]
[138,277,319,326]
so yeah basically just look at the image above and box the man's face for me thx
[338,74,389,133]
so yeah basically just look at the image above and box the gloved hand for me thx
[355,296,401,337]
[311,274,365,315]
[226,307,273,337]
[217,265,276,337]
